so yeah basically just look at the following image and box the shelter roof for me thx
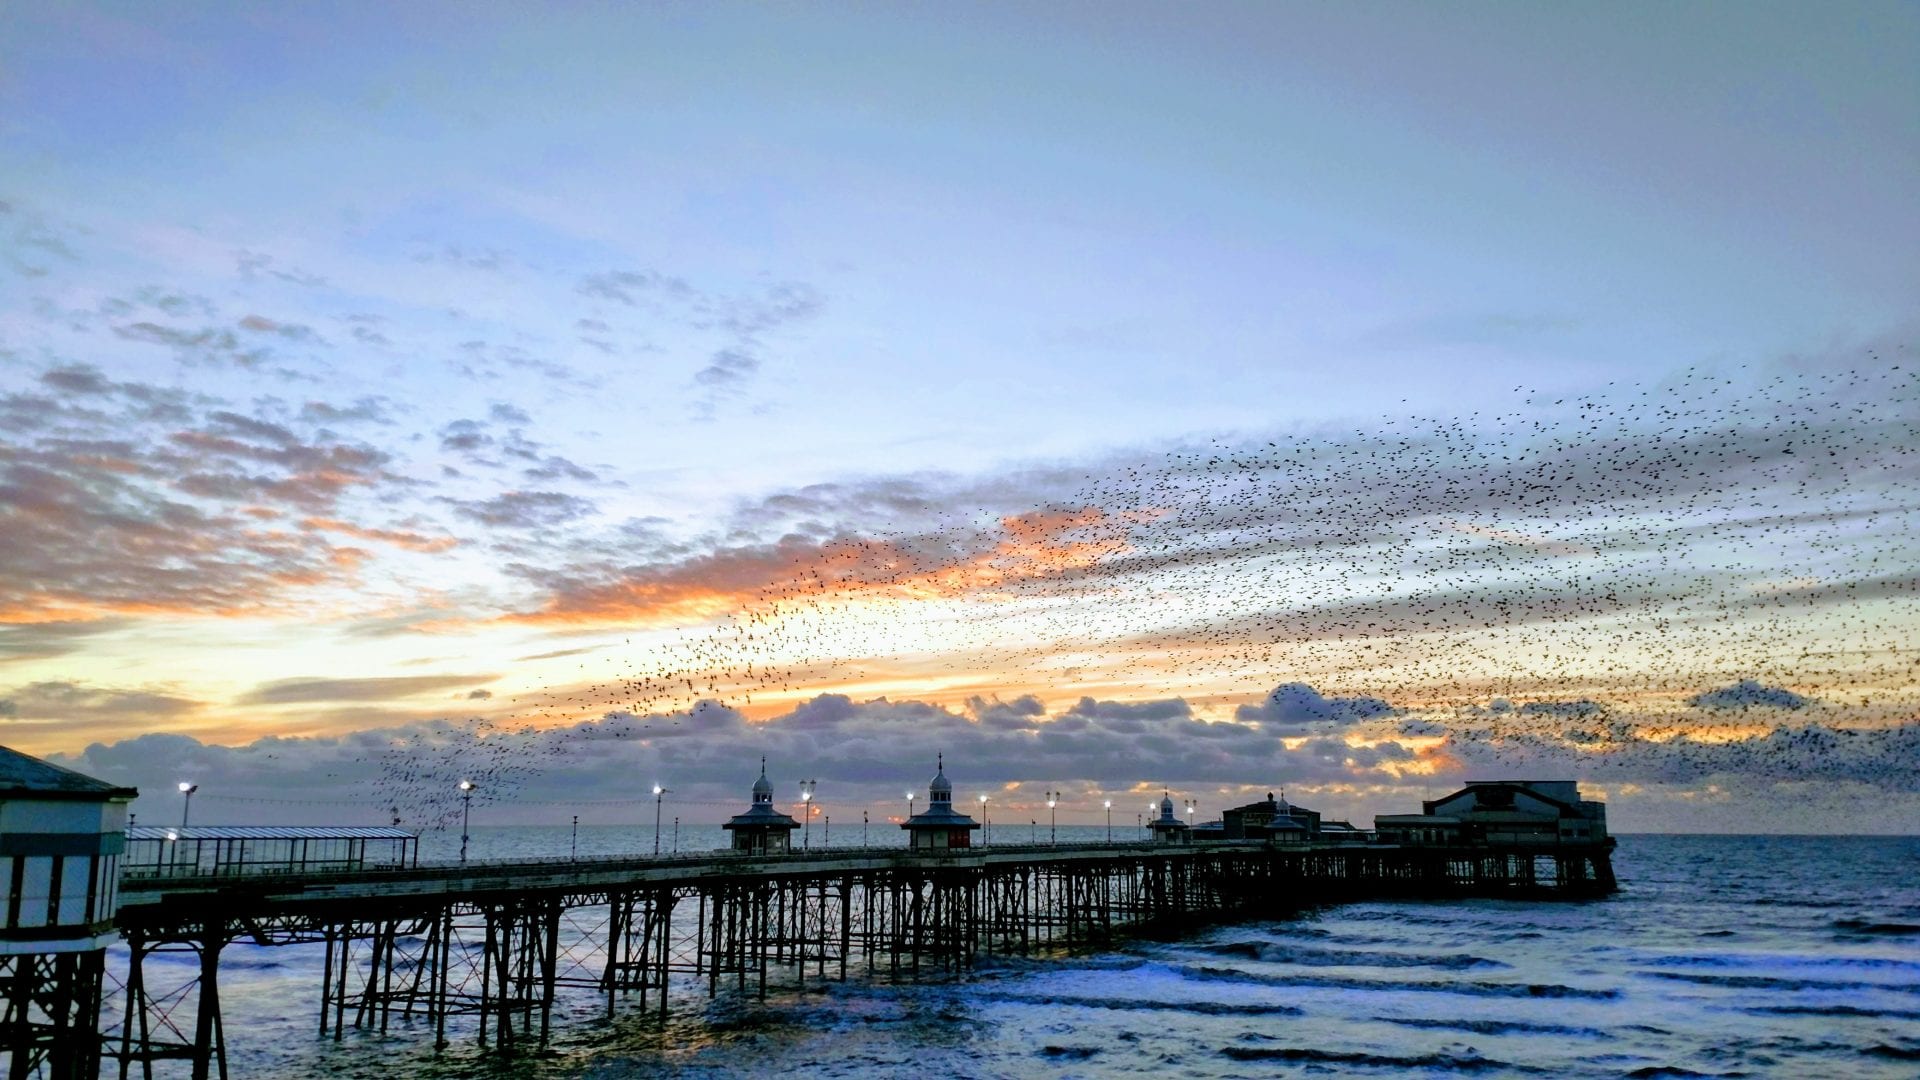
[0,745,137,801]
[724,804,799,830]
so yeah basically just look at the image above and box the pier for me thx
[106,837,1615,1078]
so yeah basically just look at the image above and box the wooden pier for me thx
[103,839,1615,1078]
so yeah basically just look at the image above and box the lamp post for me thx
[799,779,816,849]
[673,817,679,853]
[571,814,579,861]
[177,782,197,828]
[458,780,474,864]
[1104,799,1112,843]
[1046,790,1060,845]
[978,793,990,846]
[1186,800,1197,832]
[863,809,869,848]
[652,785,670,856]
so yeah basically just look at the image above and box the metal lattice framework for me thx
[89,840,1614,1078]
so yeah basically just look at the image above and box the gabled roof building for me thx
[1221,792,1322,842]
[1374,780,1609,846]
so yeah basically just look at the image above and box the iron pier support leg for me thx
[190,925,226,1080]
[540,903,559,1047]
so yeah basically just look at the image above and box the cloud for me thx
[39,365,114,395]
[694,347,759,388]
[576,269,694,307]
[1235,683,1395,735]
[1689,680,1812,711]
[0,620,125,663]
[301,517,457,553]
[0,368,416,621]
[0,681,200,719]
[1438,720,1920,793]
[1518,700,1605,719]
[445,491,597,529]
[237,675,500,705]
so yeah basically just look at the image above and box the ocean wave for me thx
[1641,970,1920,994]
[1374,1015,1611,1038]
[1861,1044,1920,1061]
[1219,1045,1546,1072]
[1181,963,1620,999]
[1833,918,1920,936]
[974,989,1304,1017]
[1620,1060,1758,1068]
[1200,939,1508,969]
[1636,952,1920,973]
[1740,1004,1920,1021]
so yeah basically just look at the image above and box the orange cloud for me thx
[501,507,1124,627]
[301,517,459,553]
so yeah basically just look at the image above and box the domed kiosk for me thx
[900,755,979,851]
[1149,792,1191,844]
[721,760,801,854]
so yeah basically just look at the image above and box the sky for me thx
[2,2,1916,835]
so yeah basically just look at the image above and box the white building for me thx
[1375,780,1608,846]
[1,745,138,1077]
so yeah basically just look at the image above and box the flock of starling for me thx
[353,354,1916,827]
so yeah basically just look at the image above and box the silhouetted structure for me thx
[1220,792,1321,842]
[899,755,979,851]
[1374,780,1610,846]
[0,745,136,1080]
[721,760,801,854]
[1148,793,1190,844]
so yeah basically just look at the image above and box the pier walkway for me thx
[109,838,1615,1078]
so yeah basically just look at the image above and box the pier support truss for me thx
[94,841,1614,1074]
[2,950,106,1080]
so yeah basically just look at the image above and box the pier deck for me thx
[108,839,1615,1078]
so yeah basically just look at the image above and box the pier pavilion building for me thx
[1374,780,1609,846]
[721,760,801,854]
[1148,793,1191,844]
[0,745,137,1079]
[900,755,979,850]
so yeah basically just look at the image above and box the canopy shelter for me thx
[123,825,417,878]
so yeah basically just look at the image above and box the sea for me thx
[105,831,1920,1079]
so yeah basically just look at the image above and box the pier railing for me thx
[104,838,1615,1079]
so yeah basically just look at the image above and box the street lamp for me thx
[177,782,197,828]
[799,779,816,849]
[906,791,915,832]
[1045,790,1060,845]
[978,793,990,846]
[1104,799,1112,843]
[652,784,670,857]
[458,780,474,864]
[1186,799,1197,832]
